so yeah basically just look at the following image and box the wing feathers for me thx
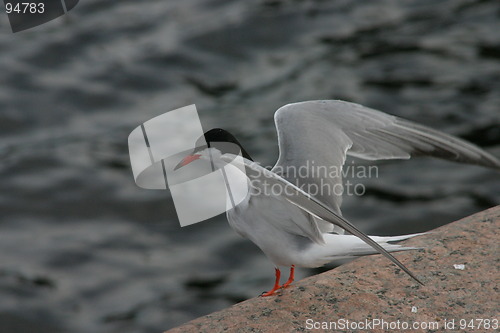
[273,100,500,213]
[242,160,424,285]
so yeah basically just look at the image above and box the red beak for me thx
[174,154,201,170]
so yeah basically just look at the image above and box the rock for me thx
[165,206,499,332]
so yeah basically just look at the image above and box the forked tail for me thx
[301,233,426,268]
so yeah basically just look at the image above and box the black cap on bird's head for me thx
[197,128,254,161]
[175,128,253,170]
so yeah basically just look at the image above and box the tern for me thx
[176,100,500,296]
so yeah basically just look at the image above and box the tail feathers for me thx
[300,232,426,268]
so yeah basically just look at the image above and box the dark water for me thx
[1,0,499,332]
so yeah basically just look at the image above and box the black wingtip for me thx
[407,271,425,286]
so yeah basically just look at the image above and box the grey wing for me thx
[272,100,500,216]
[222,155,327,245]
[243,159,424,285]
[246,191,327,245]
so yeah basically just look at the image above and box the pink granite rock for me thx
[166,206,499,333]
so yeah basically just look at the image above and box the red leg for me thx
[260,268,281,297]
[281,265,295,288]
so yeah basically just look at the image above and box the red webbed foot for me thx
[260,267,281,297]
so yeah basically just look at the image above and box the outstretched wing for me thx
[233,158,425,285]
[273,100,500,215]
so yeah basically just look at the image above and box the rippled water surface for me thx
[0,0,499,332]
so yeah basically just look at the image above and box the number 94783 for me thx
[5,2,45,14]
